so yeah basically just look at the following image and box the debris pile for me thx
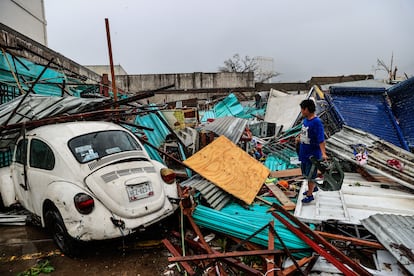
[1,44,414,275]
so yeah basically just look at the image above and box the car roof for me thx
[27,121,126,141]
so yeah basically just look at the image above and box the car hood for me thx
[84,160,167,219]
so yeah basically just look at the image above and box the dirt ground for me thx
[0,221,177,276]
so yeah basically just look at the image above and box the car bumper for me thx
[63,199,177,241]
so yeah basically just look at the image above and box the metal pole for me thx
[105,18,118,103]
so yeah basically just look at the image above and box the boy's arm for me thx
[320,141,327,160]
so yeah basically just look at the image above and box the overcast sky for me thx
[44,0,414,82]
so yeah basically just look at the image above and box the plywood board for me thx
[184,135,270,205]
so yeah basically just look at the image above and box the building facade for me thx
[0,0,47,46]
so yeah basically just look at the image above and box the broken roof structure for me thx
[327,86,408,150]
[2,20,414,275]
[387,76,414,150]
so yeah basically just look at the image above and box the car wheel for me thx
[45,208,81,257]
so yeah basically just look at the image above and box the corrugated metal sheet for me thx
[361,214,414,275]
[0,52,89,97]
[326,125,414,190]
[320,79,392,90]
[200,110,216,122]
[192,198,313,258]
[200,94,262,121]
[329,86,408,150]
[213,93,244,117]
[0,94,107,148]
[264,89,307,131]
[387,77,414,150]
[180,174,232,210]
[134,111,174,163]
[294,172,414,225]
[200,116,248,144]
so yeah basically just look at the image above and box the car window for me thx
[68,130,142,163]
[29,139,55,170]
[15,139,28,164]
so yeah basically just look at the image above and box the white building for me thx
[253,56,276,83]
[0,0,47,46]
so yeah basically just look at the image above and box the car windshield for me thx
[68,130,142,163]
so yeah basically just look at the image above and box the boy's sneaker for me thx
[302,186,319,195]
[302,195,314,203]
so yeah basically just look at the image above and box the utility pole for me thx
[105,18,118,103]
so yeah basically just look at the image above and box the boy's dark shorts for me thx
[301,160,317,180]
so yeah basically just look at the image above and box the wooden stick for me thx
[314,231,384,249]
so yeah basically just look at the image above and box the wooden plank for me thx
[267,221,276,276]
[265,183,296,211]
[168,249,287,262]
[162,239,196,275]
[184,135,270,205]
[314,231,384,249]
[279,256,314,276]
[269,168,302,178]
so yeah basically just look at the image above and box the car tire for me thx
[45,208,81,257]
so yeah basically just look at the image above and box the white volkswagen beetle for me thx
[0,121,179,256]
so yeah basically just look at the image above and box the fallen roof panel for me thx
[264,88,307,130]
[199,116,248,144]
[361,214,414,275]
[387,77,414,150]
[294,172,414,225]
[329,86,408,150]
[326,125,414,190]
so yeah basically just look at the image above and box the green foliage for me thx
[17,259,55,276]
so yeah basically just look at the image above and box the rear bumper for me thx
[64,199,178,241]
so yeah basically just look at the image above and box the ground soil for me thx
[0,220,176,276]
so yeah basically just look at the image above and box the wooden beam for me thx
[269,168,302,178]
[162,238,196,275]
[314,231,384,249]
[267,221,276,276]
[265,183,296,211]
[278,256,314,276]
[168,249,287,262]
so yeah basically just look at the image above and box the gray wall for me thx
[116,72,255,103]
[116,72,254,92]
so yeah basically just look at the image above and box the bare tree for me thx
[376,52,399,83]
[218,54,280,83]
[218,54,257,73]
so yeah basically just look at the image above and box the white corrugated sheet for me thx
[294,172,414,225]
[264,89,307,131]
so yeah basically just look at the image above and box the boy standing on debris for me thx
[296,99,327,203]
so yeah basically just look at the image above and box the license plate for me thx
[126,182,153,202]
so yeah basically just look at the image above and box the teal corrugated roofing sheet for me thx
[264,153,297,171]
[192,197,313,258]
[0,52,93,97]
[201,95,265,122]
[134,112,170,163]
[213,93,244,117]
[200,110,216,122]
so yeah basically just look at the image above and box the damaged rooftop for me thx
[1,11,414,276]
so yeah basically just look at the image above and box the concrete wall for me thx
[86,65,128,81]
[116,72,255,92]
[145,88,256,104]
[0,0,47,46]
[116,72,255,103]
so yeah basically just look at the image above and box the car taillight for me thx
[161,168,176,184]
[74,193,94,214]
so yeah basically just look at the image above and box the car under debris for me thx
[0,121,179,256]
